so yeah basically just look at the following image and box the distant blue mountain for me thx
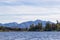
[0,20,53,28]
[3,22,18,28]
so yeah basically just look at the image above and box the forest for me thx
[0,20,60,32]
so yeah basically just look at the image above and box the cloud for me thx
[0,14,60,23]
[0,0,60,6]
[0,6,60,15]
[1,0,60,2]
[0,0,17,2]
[0,5,60,23]
[0,0,60,23]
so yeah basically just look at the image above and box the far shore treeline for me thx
[0,20,60,32]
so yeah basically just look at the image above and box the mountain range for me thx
[0,20,53,28]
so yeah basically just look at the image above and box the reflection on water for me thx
[0,32,60,40]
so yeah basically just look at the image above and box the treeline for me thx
[0,20,60,31]
[29,20,60,31]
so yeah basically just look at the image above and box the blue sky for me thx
[0,0,60,23]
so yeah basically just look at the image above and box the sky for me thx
[0,0,60,23]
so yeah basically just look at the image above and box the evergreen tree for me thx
[51,23,56,31]
[44,22,52,31]
[56,20,60,31]
[35,22,43,31]
[29,24,35,31]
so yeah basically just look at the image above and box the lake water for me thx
[0,32,60,40]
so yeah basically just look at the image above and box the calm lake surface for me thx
[0,32,60,40]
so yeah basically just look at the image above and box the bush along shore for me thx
[0,20,60,32]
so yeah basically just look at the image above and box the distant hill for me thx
[0,20,53,28]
